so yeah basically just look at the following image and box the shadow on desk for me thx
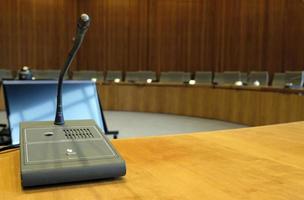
[23,177,126,193]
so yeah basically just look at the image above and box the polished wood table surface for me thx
[1,122,304,199]
[99,83,304,126]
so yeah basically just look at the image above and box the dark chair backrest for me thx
[213,72,223,85]
[0,69,13,81]
[125,71,156,83]
[240,72,248,85]
[248,71,269,86]
[32,69,69,80]
[285,71,304,87]
[159,71,191,83]
[105,71,123,82]
[72,70,104,81]
[194,71,212,85]
[222,71,241,85]
[272,73,286,88]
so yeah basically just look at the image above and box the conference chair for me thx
[240,72,248,85]
[0,69,13,81]
[105,71,123,82]
[194,71,213,85]
[248,71,269,86]
[125,71,156,83]
[285,71,304,88]
[159,71,191,84]
[222,71,241,85]
[213,72,223,85]
[138,71,157,83]
[32,69,69,80]
[72,70,104,81]
[272,73,286,88]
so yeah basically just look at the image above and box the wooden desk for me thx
[99,83,304,126]
[1,122,304,199]
[0,83,303,126]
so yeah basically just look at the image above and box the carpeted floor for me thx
[0,111,247,139]
[103,111,247,138]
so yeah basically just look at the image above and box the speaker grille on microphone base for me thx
[63,128,95,140]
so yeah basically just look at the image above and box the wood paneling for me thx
[77,0,150,71]
[283,0,304,69]
[0,0,304,73]
[98,83,304,126]
[0,0,77,70]
[77,0,304,74]
[261,0,285,73]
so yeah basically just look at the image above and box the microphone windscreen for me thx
[81,14,90,22]
[78,13,90,31]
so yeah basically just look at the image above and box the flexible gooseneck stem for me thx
[54,14,90,125]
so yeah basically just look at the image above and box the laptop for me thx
[3,80,108,145]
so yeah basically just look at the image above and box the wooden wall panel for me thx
[128,0,149,71]
[261,0,285,74]
[77,0,150,71]
[0,0,77,70]
[76,0,105,70]
[77,0,304,74]
[0,0,304,73]
[283,0,304,70]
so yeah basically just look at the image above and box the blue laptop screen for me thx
[3,80,105,145]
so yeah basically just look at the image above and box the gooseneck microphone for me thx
[55,14,90,125]
[19,13,126,187]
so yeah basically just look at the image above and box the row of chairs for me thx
[0,69,70,80]
[0,69,303,88]
[196,71,304,88]
[48,70,304,88]
[77,70,304,88]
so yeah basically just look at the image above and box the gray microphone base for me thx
[20,120,126,187]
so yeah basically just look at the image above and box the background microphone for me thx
[54,13,90,125]
[77,13,90,34]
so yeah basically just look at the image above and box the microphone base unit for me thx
[20,120,126,187]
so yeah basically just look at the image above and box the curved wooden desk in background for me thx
[0,83,303,126]
[1,122,304,199]
[98,83,304,126]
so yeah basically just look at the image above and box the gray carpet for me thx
[104,111,247,138]
[0,111,247,139]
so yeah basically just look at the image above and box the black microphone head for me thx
[77,13,90,32]
[18,66,33,80]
